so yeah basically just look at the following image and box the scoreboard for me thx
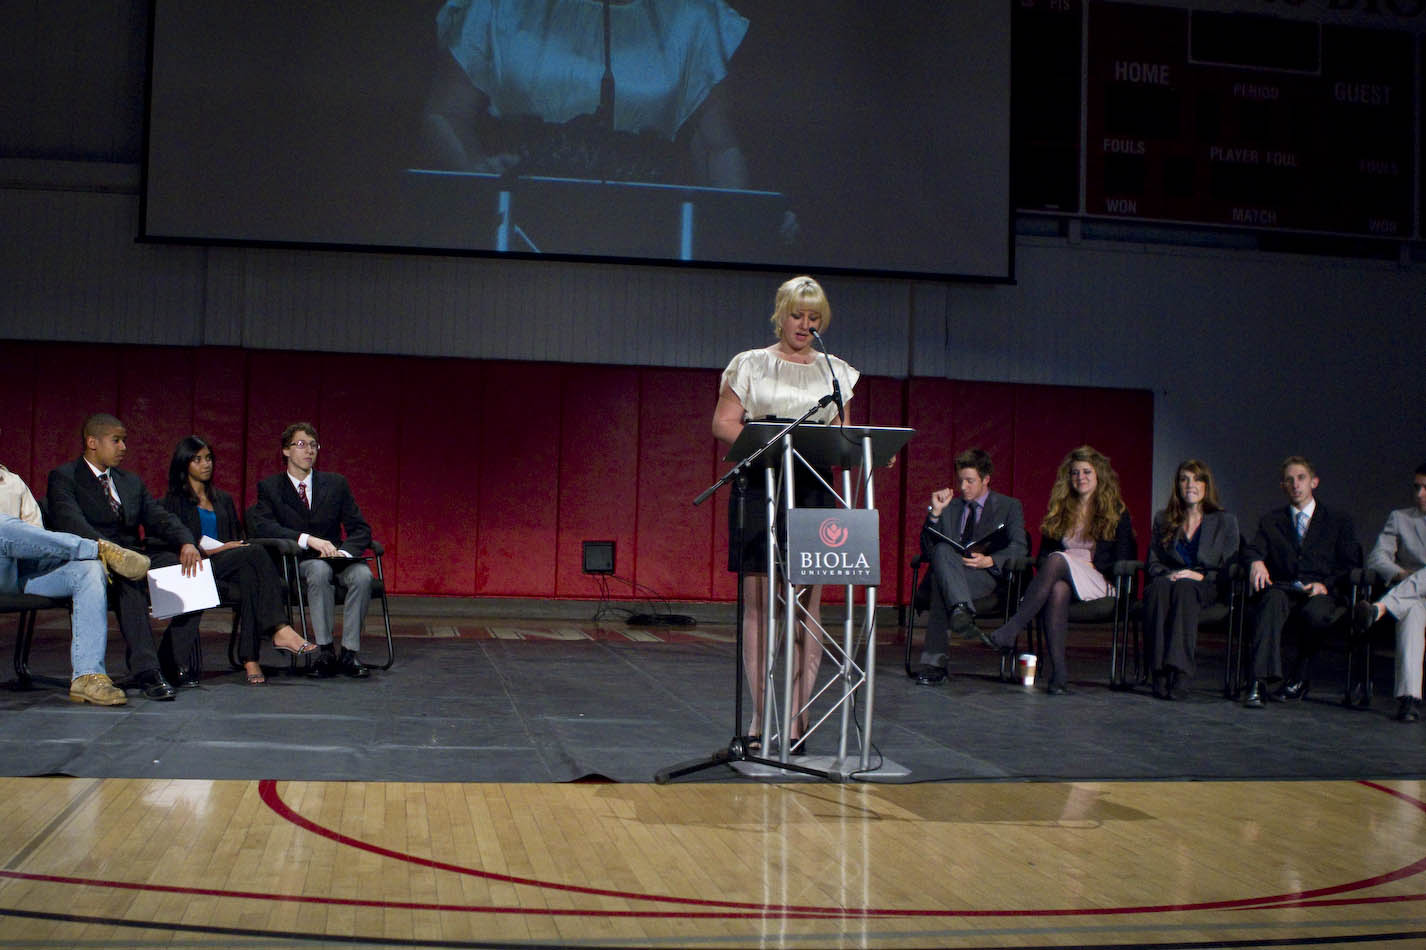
[1015,0,1417,239]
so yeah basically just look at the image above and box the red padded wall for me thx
[475,362,563,596]
[29,344,121,489]
[317,353,404,585]
[636,368,721,601]
[394,359,483,596]
[7,340,1153,604]
[0,342,39,489]
[556,366,640,598]
[118,347,197,499]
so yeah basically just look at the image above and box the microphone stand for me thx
[809,328,842,418]
[656,394,839,783]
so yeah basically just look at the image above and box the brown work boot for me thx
[69,673,127,706]
[96,539,150,581]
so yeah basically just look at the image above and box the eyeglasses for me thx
[287,440,320,451]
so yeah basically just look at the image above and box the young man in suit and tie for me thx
[1,439,151,705]
[1356,463,1426,722]
[249,423,373,679]
[47,413,202,701]
[1242,455,1362,708]
[914,448,1028,686]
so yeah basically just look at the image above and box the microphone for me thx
[808,327,843,416]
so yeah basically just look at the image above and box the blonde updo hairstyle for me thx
[769,276,832,340]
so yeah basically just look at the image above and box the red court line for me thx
[0,869,851,920]
[253,777,1426,920]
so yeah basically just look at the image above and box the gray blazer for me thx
[1368,508,1426,585]
[1146,508,1240,586]
[921,490,1028,578]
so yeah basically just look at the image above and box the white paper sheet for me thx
[146,562,220,619]
[198,534,224,553]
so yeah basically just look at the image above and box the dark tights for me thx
[990,554,1075,687]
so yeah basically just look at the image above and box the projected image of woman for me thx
[711,276,859,754]
[424,0,750,188]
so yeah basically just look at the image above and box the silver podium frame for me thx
[727,421,914,779]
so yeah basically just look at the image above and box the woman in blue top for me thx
[159,436,316,685]
[1144,459,1239,700]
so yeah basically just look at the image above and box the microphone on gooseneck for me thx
[808,327,842,416]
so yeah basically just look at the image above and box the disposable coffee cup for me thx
[1015,653,1037,686]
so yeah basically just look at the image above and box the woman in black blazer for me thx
[1144,459,1239,700]
[159,436,316,685]
[987,445,1136,694]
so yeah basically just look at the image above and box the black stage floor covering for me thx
[2,613,1423,784]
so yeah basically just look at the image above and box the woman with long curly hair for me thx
[984,445,1136,694]
[1143,460,1239,700]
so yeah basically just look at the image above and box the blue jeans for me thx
[0,514,109,679]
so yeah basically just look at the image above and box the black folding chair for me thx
[5,592,72,690]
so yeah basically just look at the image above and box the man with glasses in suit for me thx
[1356,463,1426,722]
[249,422,374,679]
[914,448,1027,686]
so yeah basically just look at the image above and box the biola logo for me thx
[818,518,848,547]
[799,551,871,570]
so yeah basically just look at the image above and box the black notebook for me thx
[925,520,1008,556]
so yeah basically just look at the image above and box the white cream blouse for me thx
[720,347,859,426]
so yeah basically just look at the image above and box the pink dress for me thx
[1052,533,1110,601]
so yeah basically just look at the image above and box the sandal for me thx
[245,669,267,686]
[274,638,317,657]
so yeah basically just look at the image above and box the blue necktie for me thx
[1294,510,1308,542]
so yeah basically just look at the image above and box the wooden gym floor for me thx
[1,777,1425,948]
[3,610,1426,947]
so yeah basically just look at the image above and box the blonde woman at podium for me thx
[711,276,860,753]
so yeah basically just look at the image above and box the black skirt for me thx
[726,466,838,573]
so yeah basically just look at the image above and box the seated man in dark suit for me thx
[1,445,150,706]
[249,422,373,679]
[1242,455,1362,708]
[47,413,201,701]
[914,448,1028,686]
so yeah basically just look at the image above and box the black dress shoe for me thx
[1396,696,1421,722]
[172,666,201,688]
[135,669,177,701]
[1243,680,1265,708]
[307,650,339,678]
[338,649,371,679]
[1278,679,1310,701]
[1046,683,1071,696]
[1151,671,1167,700]
[914,665,947,686]
[951,604,978,639]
